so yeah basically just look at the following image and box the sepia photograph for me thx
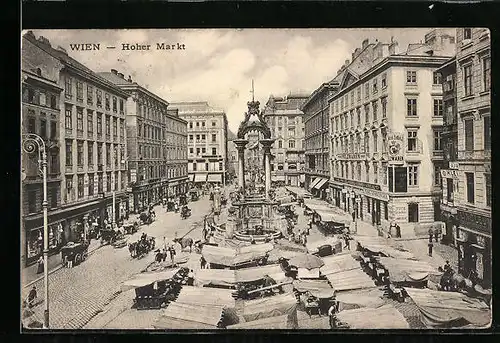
[20,28,491,330]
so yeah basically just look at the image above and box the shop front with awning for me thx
[194,173,207,183]
[309,177,322,190]
[188,174,195,183]
[207,173,223,184]
[314,178,328,190]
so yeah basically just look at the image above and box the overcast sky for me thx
[27,29,454,133]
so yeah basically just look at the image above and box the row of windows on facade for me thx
[65,140,125,168]
[138,119,186,138]
[307,154,329,171]
[333,98,443,134]
[266,116,303,126]
[461,55,490,97]
[136,164,187,182]
[270,163,302,171]
[271,126,305,139]
[188,120,219,129]
[333,161,443,188]
[64,106,125,138]
[273,139,304,150]
[137,164,187,181]
[305,134,329,150]
[333,127,444,155]
[138,144,187,160]
[189,133,219,143]
[189,147,219,156]
[190,162,224,171]
[22,86,59,109]
[445,172,491,208]
[332,70,442,114]
[26,187,59,213]
[64,172,126,202]
[304,114,329,136]
[65,77,125,114]
[25,111,58,141]
[137,102,171,125]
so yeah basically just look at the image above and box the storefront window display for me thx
[27,222,65,261]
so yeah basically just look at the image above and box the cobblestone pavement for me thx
[22,195,212,329]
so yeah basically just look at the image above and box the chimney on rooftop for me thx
[118,72,124,79]
[389,40,399,55]
[37,36,52,47]
[362,38,369,49]
[24,31,35,39]
[111,69,118,75]
[128,75,132,82]
[344,59,350,66]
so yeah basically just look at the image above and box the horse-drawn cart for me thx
[189,190,199,202]
[122,221,139,235]
[60,241,90,266]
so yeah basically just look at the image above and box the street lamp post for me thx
[22,133,49,329]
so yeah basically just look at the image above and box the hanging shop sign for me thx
[130,169,137,183]
[386,132,405,164]
[457,209,491,237]
[449,162,459,170]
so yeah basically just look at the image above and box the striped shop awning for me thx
[314,178,329,190]
[194,174,207,183]
[309,177,322,189]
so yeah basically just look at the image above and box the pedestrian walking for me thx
[434,229,439,243]
[395,223,401,238]
[26,285,37,308]
[36,256,44,274]
[328,299,339,329]
[187,269,195,286]
[428,241,434,257]
[169,246,176,266]
[428,228,433,243]
[344,233,350,250]
[351,211,356,222]
[200,255,207,269]
[308,218,313,230]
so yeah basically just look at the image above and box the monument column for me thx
[260,139,275,199]
[233,139,248,192]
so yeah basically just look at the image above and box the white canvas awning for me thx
[189,174,195,182]
[336,304,410,329]
[121,269,180,292]
[194,174,207,183]
[207,174,222,183]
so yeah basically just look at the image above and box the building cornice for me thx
[328,54,452,103]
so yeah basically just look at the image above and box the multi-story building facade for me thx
[302,82,339,199]
[22,32,130,260]
[453,28,491,287]
[436,57,459,245]
[21,67,63,266]
[170,102,228,187]
[328,31,454,234]
[99,70,188,211]
[262,94,308,187]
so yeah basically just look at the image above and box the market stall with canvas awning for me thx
[324,268,376,292]
[227,314,296,329]
[235,264,287,284]
[377,257,441,284]
[240,293,298,322]
[188,174,195,182]
[154,302,226,329]
[405,288,491,328]
[121,269,180,292]
[336,304,410,329]
[194,269,236,288]
[320,254,361,276]
[174,286,236,308]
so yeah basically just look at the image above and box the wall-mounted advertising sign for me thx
[387,132,405,164]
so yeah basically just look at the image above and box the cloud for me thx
[25,28,432,134]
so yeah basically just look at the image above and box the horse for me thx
[173,237,194,253]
